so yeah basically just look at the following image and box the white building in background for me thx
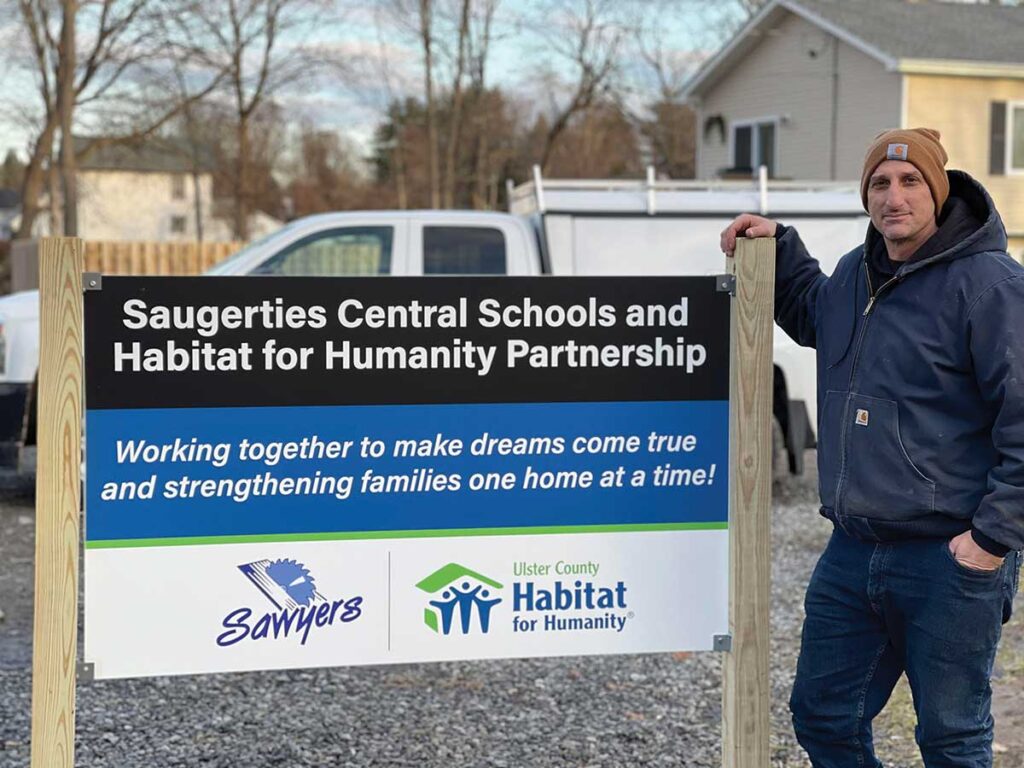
[73,137,216,242]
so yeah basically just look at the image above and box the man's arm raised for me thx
[720,213,827,349]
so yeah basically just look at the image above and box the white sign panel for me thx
[84,276,730,678]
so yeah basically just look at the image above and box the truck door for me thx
[407,219,537,275]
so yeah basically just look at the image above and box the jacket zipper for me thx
[856,265,901,368]
[862,265,900,318]
[834,262,902,518]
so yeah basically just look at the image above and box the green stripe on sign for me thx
[84,522,729,549]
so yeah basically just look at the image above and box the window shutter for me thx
[990,101,1006,176]
[733,125,752,169]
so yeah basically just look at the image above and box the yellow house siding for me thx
[697,11,900,180]
[904,74,1024,260]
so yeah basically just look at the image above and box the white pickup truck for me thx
[0,170,868,479]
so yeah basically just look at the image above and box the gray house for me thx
[682,0,1024,256]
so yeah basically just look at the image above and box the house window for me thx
[170,215,187,234]
[992,101,1024,175]
[171,174,186,199]
[731,119,777,177]
[1010,103,1024,173]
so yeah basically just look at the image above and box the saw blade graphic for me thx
[238,558,326,610]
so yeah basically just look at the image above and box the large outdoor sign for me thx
[83,276,731,679]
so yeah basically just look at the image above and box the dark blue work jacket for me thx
[775,171,1024,554]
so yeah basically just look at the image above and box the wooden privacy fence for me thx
[84,241,243,275]
[10,240,243,293]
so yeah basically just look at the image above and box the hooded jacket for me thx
[775,170,1024,555]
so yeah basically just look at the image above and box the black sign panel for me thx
[85,276,730,409]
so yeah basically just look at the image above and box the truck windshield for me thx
[204,222,302,275]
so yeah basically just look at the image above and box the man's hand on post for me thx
[720,214,779,258]
[948,530,1004,572]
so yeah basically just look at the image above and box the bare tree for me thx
[374,0,441,206]
[628,1,701,177]
[164,0,322,240]
[538,102,641,178]
[347,10,420,209]
[9,0,224,237]
[170,64,209,240]
[467,0,499,207]
[56,0,77,235]
[418,0,441,207]
[372,0,507,209]
[527,0,628,173]
[440,0,470,208]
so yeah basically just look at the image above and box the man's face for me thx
[866,160,937,245]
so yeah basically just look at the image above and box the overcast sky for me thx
[0,1,741,166]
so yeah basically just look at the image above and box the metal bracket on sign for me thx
[713,634,733,652]
[715,274,736,296]
[83,273,102,292]
[77,661,95,682]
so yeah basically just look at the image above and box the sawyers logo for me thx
[216,558,363,647]
[416,563,503,635]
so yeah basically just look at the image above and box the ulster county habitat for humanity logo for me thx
[216,558,363,647]
[416,563,503,636]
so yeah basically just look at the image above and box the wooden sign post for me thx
[26,235,776,765]
[30,237,84,768]
[723,237,776,767]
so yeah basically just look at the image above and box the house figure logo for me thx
[239,558,326,610]
[416,563,503,636]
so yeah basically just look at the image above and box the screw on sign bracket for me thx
[83,272,102,292]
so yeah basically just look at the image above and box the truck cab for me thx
[205,211,540,278]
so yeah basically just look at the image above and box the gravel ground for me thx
[2,454,1022,768]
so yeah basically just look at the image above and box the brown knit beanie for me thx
[860,128,949,216]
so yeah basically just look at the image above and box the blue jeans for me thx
[790,526,1022,767]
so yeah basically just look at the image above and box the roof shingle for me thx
[74,136,215,174]
[793,0,1024,65]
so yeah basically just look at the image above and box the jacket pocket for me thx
[841,394,935,519]
[817,390,846,509]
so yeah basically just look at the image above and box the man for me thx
[720,128,1023,767]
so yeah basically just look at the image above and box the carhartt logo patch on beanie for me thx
[887,143,908,161]
[860,128,949,216]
